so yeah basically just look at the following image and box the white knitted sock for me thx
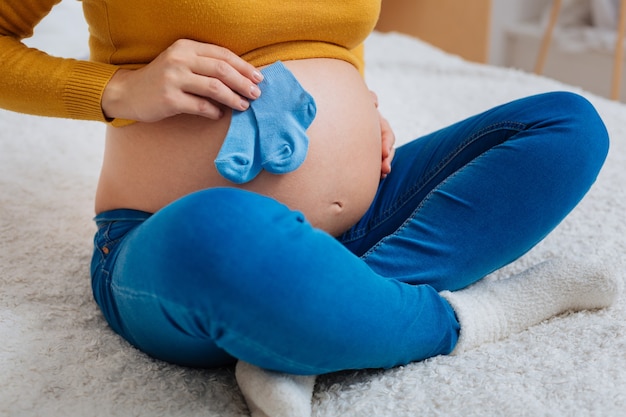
[440,258,621,355]
[235,361,316,417]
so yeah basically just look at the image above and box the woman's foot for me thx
[235,360,316,417]
[440,258,621,354]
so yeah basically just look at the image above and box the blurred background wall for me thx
[377,0,625,100]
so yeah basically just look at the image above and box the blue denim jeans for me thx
[91,92,609,374]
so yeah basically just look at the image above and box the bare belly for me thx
[95,59,382,236]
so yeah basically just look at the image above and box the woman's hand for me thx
[370,91,396,179]
[101,39,263,123]
[379,112,395,179]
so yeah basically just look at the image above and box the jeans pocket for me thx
[90,219,141,290]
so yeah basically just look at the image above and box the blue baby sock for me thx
[254,62,317,174]
[214,61,316,183]
[214,107,262,184]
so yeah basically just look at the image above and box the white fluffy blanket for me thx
[2,23,626,417]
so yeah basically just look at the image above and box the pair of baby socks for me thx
[215,61,317,184]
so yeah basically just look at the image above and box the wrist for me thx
[101,69,131,120]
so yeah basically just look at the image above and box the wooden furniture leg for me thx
[535,0,562,75]
[611,0,626,100]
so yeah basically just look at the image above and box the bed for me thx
[1,9,625,417]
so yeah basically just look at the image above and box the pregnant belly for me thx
[95,59,383,236]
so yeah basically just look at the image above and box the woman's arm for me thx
[0,0,119,121]
[0,0,262,124]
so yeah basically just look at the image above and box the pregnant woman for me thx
[0,1,619,416]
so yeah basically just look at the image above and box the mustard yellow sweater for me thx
[0,0,380,123]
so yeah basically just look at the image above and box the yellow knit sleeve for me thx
[0,0,119,122]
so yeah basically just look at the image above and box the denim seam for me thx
[212,322,331,374]
[345,120,527,245]
[109,282,324,372]
[360,171,455,261]
[108,281,190,344]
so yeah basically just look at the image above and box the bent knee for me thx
[546,92,608,147]
[540,92,609,173]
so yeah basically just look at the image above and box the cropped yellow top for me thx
[0,0,380,123]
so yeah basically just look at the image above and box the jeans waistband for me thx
[93,208,153,226]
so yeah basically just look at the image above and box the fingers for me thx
[378,110,395,179]
[187,42,263,111]
[369,90,379,107]
[381,143,394,178]
[185,70,259,113]
[179,94,226,120]
[197,43,265,86]
[381,145,395,179]
[379,113,396,151]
